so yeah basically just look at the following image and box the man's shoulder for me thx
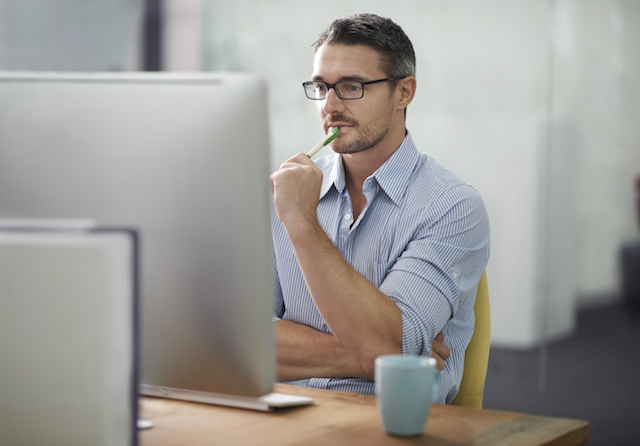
[411,154,482,204]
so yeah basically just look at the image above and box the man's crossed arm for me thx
[275,320,451,381]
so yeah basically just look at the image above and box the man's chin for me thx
[332,141,373,155]
[329,136,361,154]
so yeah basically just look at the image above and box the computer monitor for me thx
[0,224,138,446]
[0,72,276,402]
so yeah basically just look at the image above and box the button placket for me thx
[337,195,352,248]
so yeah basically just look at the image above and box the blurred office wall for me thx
[552,0,640,300]
[1,0,638,348]
[162,0,640,347]
[0,0,142,70]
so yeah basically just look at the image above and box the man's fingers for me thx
[433,343,451,362]
[431,351,446,371]
[430,332,451,371]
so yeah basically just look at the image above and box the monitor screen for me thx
[0,72,276,399]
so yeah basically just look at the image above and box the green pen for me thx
[306,127,340,158]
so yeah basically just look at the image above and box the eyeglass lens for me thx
[305,81,364,100]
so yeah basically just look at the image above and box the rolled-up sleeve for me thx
[379,185,490,356]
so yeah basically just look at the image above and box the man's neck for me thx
[341,127,407,192]
[341,126,406,222]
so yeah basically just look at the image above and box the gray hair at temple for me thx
[312,13,416,88]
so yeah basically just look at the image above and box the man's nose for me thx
[321,87,345,115]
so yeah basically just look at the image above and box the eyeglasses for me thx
[302,78,395,100]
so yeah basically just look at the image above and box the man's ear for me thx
[396,76,417,111]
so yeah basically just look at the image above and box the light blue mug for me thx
[374,355,440,436]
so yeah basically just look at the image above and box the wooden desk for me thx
[140,384,590,446]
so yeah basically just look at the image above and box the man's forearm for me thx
[285,218,403,375]
[275,320,371,381]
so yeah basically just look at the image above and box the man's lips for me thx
[327,123,354,133]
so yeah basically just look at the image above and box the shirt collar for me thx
[320,153,346,198]
[319,131,420,206]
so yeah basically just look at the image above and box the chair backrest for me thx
[450,271,490,408]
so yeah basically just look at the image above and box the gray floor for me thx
[483,304,640,446]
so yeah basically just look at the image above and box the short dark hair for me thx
[312,13,416,84]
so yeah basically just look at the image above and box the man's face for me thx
[312,43,396,155]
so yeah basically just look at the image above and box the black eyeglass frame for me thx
[302,78,397,100]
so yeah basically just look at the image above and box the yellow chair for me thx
[450,271,490,409]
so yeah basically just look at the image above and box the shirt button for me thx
[344,214,352,221]
[452,272,459,280]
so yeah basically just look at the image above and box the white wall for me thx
[163,0,640,347]
[553,0,640,299]
[162,0,205,71]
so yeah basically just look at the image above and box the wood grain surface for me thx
[140,384,590,446]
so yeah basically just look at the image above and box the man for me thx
[269,13,490,404]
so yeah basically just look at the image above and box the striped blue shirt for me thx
[272,131,490,403]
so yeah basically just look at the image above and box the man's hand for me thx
[269,153,323,228]
[431,332,450,371]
